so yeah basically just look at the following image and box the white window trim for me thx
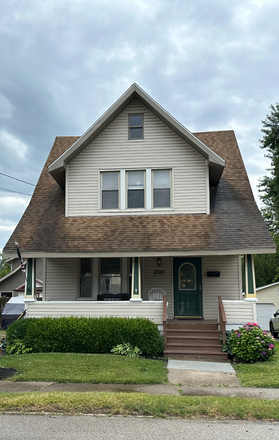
[99,168,173,212]
[126,170,146,210]
[151,169,172,210]
[99,170,121,212]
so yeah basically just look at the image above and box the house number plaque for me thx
[154,270,165,274]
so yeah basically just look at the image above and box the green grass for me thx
[0,353,168,384]
[0,392,279,420]
[233,341,279,388]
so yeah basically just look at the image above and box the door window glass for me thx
[179,263,196,290]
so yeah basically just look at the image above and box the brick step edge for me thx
[166,343,222,348]
[166,329,220,333]
[167,335,222,340]
[164,349,228,356]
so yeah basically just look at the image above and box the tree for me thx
[254,103,279,287]
[0,253,11,279]
[258,103,279,234]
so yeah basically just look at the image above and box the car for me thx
[270,310,279,337]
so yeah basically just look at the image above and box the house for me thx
[2,84,276,358]
[254,283,279,330]
[0,258,43,299]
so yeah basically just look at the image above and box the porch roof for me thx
[3,131,275,257]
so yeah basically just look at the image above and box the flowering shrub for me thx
[224,323,276,363]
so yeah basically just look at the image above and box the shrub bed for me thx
[224,322,276,363]
[6,316,164,358]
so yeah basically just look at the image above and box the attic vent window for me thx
[128,114,143,140]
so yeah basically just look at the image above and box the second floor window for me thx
[153,170,171,208]
[100,168,172,211]
[102,172,119,209]
[127,171,145,209]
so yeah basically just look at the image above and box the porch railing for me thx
[218,296,227,344]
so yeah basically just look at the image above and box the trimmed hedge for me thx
[6,317,164,358]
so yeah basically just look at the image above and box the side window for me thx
[127,171,145,209]
[101,172,119,209]
[100,258,121,295]
[128,114,143,140]
[153,169,171,208]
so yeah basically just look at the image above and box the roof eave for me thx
[3,246,276,260]
[48,83,225,187]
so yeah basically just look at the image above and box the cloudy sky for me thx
[0,0,279,252]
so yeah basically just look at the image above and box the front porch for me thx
[24,296,257,360]
[23,253,259,360]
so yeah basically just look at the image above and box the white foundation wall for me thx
[67,100,207,216]
[202,255,241,319]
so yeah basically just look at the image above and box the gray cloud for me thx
[0,0,279,250]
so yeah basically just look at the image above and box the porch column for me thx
[25,258,36,301]
[244,254,257,299]
[131,257,142,301]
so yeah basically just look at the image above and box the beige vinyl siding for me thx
[67,100,207,216]
[25,301,164,324]
[142,257,173,319]
[45,258,77,301]
[223,300,256,325]
[202,256,241,320]
[257,285,279,310]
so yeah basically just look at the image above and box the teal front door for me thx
[173,258,202,318]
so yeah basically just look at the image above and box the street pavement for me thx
[1,415,279,440]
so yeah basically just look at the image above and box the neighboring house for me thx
[255,283,279,330]
[0,258,43,299]
[2,84,276,358]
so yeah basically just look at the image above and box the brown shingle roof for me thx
[3,131,275,255]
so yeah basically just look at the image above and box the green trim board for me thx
[26,258,33,296]
[245,254,256,295]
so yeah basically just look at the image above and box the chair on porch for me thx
[148,287,166,301]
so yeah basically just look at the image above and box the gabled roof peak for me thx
[48,84,225,188]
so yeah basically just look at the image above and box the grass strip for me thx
[233,341,279,388]
[0,392,278,420]
[0,353,168,384]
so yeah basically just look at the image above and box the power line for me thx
[0,172,36,186]
[0,187,32,196]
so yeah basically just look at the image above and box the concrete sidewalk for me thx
[0,359,279,400]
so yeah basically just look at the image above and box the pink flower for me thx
[269,344,274,348]
[268,348,272,351]
[247,323,252,326]
[252,323,258,326]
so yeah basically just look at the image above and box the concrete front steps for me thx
[164,321,228,361]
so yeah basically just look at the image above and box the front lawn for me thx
[0,352,168,384]
[233,341,279,388]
